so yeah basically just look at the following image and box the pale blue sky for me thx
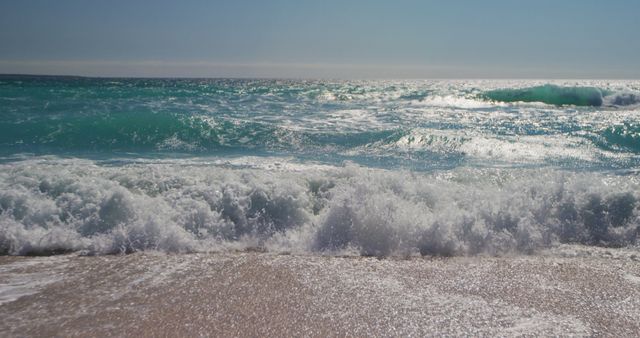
[1,0,638,78]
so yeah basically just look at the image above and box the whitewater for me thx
[1,76,640,257]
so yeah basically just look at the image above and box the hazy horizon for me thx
[2,60,638,80]
[1,62,639,80]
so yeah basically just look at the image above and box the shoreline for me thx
[1,247,639,337]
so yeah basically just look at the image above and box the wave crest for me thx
[482,85,604,106]
[482,84,640,108]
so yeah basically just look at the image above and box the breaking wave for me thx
[482,84,640,107]
[483,85,605,106]
[1,158,638,256]
[603,92,640,107]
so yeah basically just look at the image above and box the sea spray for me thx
[1,158,638,256]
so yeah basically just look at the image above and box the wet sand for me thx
[1,246,639,337]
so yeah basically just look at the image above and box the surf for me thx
[1,77,640,257]
[481,84,640,107]
[1,158,638,257]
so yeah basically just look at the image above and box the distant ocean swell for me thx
[0,159,638,256]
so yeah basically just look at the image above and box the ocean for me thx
[3,76,640,336]
[1,76,639,257]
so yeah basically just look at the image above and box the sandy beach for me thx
[1,246,639,337]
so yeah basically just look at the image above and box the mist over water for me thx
[1,77,639,256]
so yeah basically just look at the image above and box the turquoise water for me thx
[1,76,640,255]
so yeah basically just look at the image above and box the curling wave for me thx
[482,84,640,107]
[482,85,606,106]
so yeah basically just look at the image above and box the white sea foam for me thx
[366,128,624,165]
[1,157,638,256]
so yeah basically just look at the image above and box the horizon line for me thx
[1,59,638,80]
[2,73,640,81]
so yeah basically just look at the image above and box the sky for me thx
[0,0,639,78]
